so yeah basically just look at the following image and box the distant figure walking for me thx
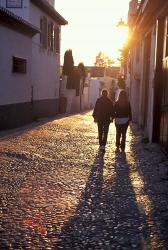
[114,90,132,152]
[93,89,113,152]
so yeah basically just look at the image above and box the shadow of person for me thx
[54,151,104,249]
[95,151,149,249]
[54,150,149,249]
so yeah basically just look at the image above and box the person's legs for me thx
[98,123,103,146]
[116,125,122,148]
[121,123,129,151]
[102,123,110,146]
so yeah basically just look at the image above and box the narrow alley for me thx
[0,111,168,250]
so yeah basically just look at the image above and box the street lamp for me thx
[116,18,128,27]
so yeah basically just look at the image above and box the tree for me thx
[78,62,86,90]
[73,68,81,96]
[62,49,74,76]
[118,47,129,66]
[94,52,115,67]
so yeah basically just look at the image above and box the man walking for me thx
[93,89,113,152]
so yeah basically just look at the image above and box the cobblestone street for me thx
[0,111,168,250]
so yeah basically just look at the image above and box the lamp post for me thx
[116,18,128,28]
[116,18,129,86]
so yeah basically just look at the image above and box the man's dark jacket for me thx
[93,96,113,123]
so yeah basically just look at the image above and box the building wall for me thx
[129,45,141,123]
[60,77,89,114]
[89,79,100,108]
[0,0,63,128]
[0,0,30,20]
[1,0,61,103]
[129,24,157,141]
[128,0,168,151]
[138,41,145,127]
[0,25,33,129]
[0,26,32,105]
[146,26,156,141]
[135,27,156,141]
[29,3,60,116]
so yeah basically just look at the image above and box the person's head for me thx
[118,90,128,103]
[118,77,125,89]
[101,89,108,97]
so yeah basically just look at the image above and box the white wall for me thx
[0,1,61,102]
[31,45,60,100]
[59,77,89,114]
[29,3,60,101]
[146,26,156,141]
[89,79,100,108]
[82,87,89,110]
[129,45,142,123]
[0,26,32,105]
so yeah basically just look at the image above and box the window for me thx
[40,17,60,53]
[40,17,47,49]
[54,26,60,53]
[12,56,27,73]
[47,22,54,51]
[6,0,22,8]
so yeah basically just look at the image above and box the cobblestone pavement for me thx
[0,111,168,250]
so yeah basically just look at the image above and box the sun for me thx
[56,0,130,66]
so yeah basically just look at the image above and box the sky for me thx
[55,0,130,66]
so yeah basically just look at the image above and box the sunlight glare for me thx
[56,0,130,65]
[129,153,165,249]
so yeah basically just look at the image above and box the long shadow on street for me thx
[54,151,152,250]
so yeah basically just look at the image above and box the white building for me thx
[0,0,67,130]
[88,79,101,108]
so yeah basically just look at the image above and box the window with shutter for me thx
[40,17,47,49]
[54,26,60,53]
[12,56,27,73]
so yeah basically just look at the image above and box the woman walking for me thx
[114,90,132,152]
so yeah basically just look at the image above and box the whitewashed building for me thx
[0,0,67,130]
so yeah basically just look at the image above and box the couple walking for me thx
[93,89,132,153]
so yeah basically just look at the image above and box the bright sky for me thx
[55,0,130,66]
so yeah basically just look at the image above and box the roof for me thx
[86,67,105,78]
[31,0,68,25]
[85,66,120,78]
[0,6,40,36]
[105,67,120,78]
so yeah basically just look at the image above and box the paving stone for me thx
[0,111,168,249]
